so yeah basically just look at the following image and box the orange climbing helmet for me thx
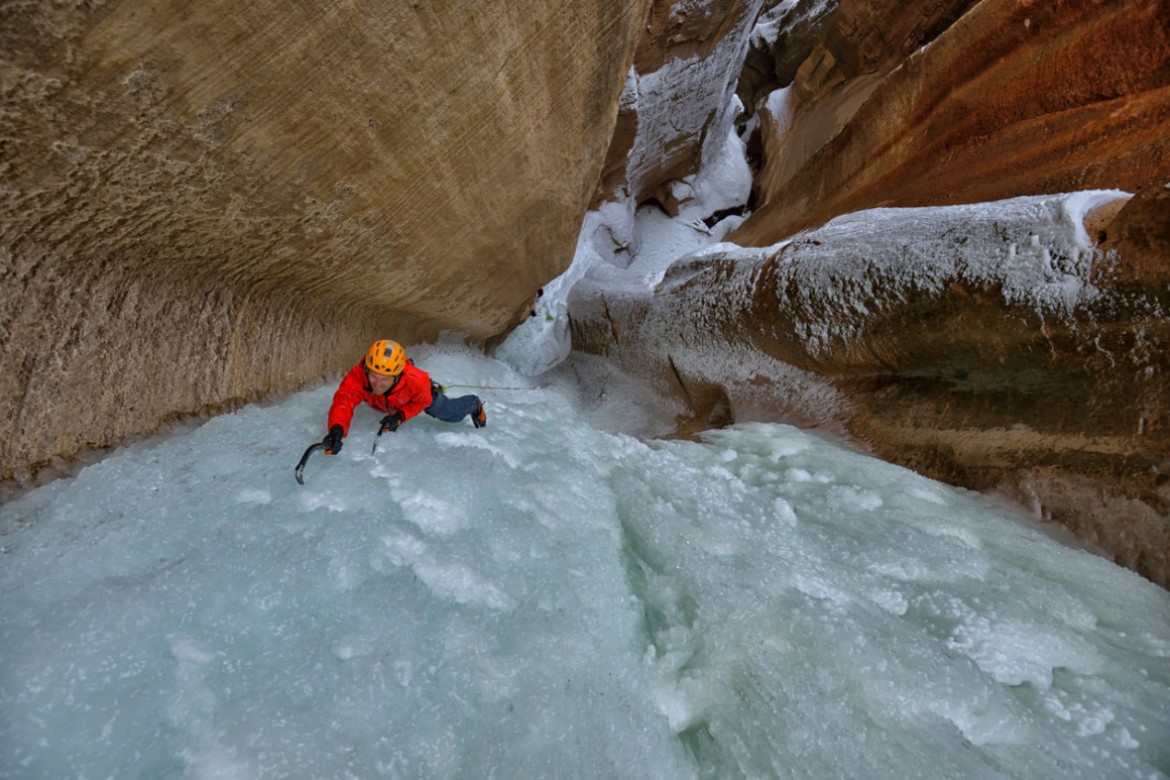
[364,339,407,376]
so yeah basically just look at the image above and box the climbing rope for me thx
[441,384,539,392]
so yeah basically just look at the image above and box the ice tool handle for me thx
[294,442,327,485]
[371,413,400,455]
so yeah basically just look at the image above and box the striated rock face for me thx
[593,0,765,208]
[1,1,649,485]
[1099,183,1170,290]
[732,0,1170,245]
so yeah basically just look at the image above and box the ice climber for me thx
[321,339,486,455]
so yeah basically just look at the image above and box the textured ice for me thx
[2,345,1168,779]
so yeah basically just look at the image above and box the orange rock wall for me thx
[733,0,1170,244]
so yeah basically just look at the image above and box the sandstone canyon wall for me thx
[592,0,766,209]
[571,0,1169,586]
[1,0,650,487]
[732,0,1170,244]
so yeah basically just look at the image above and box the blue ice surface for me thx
[2,346,1168,779]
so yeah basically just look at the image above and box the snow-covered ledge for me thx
[503,188,1168,588]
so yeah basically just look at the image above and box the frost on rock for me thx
[496,202,635,376]
[751,0,839,49]
[673,104,754,223]
[625,1,762,202]
[498,93,753,377]
[627,52,733,197]
[762,191,1132,357]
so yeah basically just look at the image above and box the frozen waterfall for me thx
[2,344,1168,779]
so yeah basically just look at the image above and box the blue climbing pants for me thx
[424,390,480,423]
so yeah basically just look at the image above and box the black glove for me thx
[323,424,344,454]
[379,412,404,433]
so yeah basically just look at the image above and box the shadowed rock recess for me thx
[1,1,649,486]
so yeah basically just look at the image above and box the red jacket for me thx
[327,361,434,436]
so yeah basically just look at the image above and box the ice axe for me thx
[371,413,401,455]
[294,442,327,485]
